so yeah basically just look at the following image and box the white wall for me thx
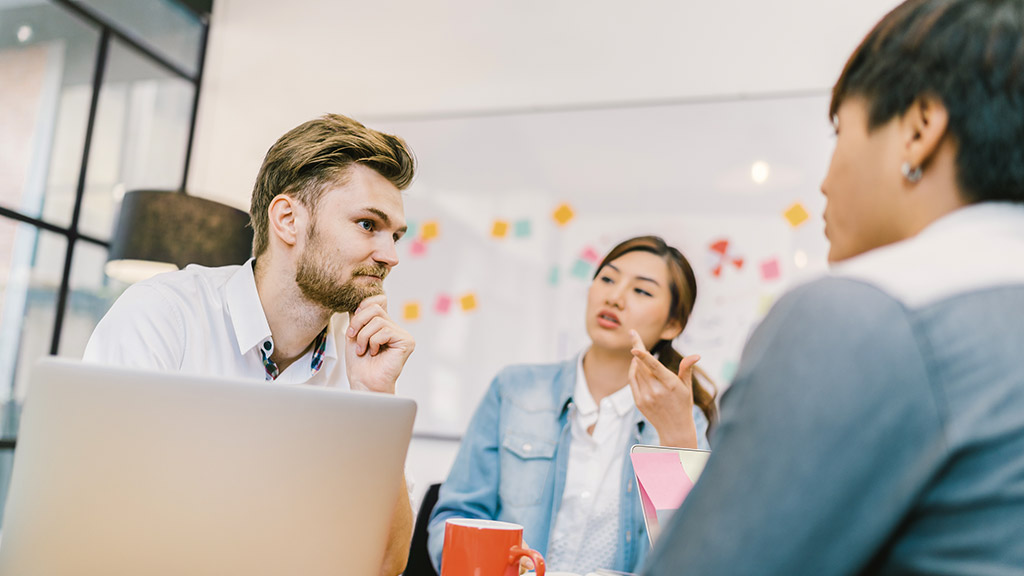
[188,0,901,206]
[187,0,904,510]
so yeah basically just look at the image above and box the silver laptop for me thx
[630,444,710,546]
[0,358,416,576]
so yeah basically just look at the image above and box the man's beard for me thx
[295,226,388,314]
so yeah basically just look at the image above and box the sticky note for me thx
[784,202,810,228]
[570,258,593,280]
[491,220,509,238]
[409,239,427,257]
[421,220,440,241]
[580,246,600,264]
[460,293,477,312]
[404,221,418,240]
[721,360,739,384]
[434,294,452,314]
[760,257,780,281]
[630,452,695,510]
[514,219,532,238]
[402,301,420,321]
[552,203,574,226]
[548,266,560,286]
[758,294,775,316]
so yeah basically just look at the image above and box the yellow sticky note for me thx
[421,220,440,241]
[758,294,775,316]
[403,301,420,321]
[460,293,477,312]
[491,220,509,238]
[784,202,810,228]
[552,203,575,226]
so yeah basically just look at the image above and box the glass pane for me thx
[59,240,129,359]
[0,219,67,524]
[0,1,100,227]
[70,0,203,76]
[79,37,195,241]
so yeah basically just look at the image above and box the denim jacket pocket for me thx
[499,433,557,507]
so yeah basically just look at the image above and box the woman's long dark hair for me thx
[594,236,718,425]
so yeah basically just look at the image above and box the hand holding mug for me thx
[441,518,545,576]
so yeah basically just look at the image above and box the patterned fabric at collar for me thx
[259,326,329,381]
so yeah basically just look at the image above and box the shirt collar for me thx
[573,349,637,418]
[226,259,273,356]
[226,258,342,363]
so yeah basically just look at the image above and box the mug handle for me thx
[509,545,545,576]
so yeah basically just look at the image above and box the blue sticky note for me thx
[405,221,418,240]
[514,219,532,238]
[548,266,560,286]
[721,360,739,384]
[571,258,592,280]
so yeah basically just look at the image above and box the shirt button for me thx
[263,341,272,351]
[522,443,532,453]
[626,531,631,542]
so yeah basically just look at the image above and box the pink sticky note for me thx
[410,239,427,257]
[638,481,659,530]
[434,294,452,314]
[760,257,780,281]
[580,246,601,263]
[630,452,695,510]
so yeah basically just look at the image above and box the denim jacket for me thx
[427,355,710,573]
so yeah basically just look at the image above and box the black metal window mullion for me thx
[180,17,210,191]
[49,27,111,356]
[50,0,200,83]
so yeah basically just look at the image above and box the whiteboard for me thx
[372,93,834,436]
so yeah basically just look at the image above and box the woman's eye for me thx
[634,288,652,297]
[599,276,614,284]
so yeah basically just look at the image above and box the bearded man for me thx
[83,113,417,576]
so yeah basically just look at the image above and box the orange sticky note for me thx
[421,220,440,241]
[491,220,509,238]
[460,293,477,312]
[552,203,575,226]
[784,202,810,228]
[403,301,420,321]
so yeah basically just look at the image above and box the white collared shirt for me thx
[83,259,349,388]
[546,351,637,574]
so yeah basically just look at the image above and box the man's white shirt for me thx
[83,259,350,388]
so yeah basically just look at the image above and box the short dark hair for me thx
[249,114,416,257]
[831,0,1024,204]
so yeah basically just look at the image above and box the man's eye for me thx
[358,220,374,231]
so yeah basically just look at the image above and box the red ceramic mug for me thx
[441,518,546,576]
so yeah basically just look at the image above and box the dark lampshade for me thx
[105,190,254,283]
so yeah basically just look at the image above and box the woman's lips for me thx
[596,310,621,329]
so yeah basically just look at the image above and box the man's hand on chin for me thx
[344,294,415,394]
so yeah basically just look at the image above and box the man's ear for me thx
[901,94,950,174]
[267,194,303,248]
